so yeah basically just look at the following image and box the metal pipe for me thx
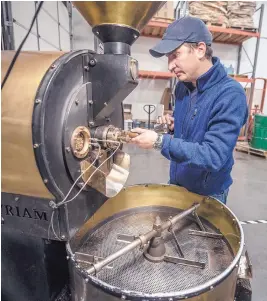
[236,45,242,75]
[245,4,264,139]
[86,204,200,275]
[34,1,40,50]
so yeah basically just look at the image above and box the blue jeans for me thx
[209,189,229,204]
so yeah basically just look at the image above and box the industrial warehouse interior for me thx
[1,1,267,301]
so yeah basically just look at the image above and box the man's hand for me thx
[157,114,174,131]
[130,128,158,149]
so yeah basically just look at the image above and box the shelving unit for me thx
[140,3,265,140]
[142,20,260,45]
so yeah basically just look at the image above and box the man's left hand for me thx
[130,128,158,149]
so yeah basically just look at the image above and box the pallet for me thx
[235,142,267,159]
[230,26,257,33]
[205,21,228,28]
[204,20,257,32]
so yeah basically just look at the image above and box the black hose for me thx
[1,1,44,89]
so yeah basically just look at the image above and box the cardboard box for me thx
[160,88,172,111]
[155,2,174,19]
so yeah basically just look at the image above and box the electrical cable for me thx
[1,1,44,89]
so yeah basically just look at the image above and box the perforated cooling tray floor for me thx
[77,206,234,294]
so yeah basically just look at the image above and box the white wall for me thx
[11,1,70,51]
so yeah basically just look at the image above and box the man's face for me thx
[167,43,204,82]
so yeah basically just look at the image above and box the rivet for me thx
[66,256,70,260]
[75,99,79,105]
[89,121,94,126]
[51,64,56,69]
[168,298,173,301]
[84,66,89,71]
[96,31,99,35]
[104,102,108,106]
[121,296,126,300]
[79,182,84,187]
[33,143,39,148]
[15,196,19,201]
[210,285,214,289]
[65,147,71,153]
[88,100,93,104]
[44,179,48,184]
[89,59,96,66]
[61,235,66,240]
[133,34,138,39]
[85,278,89,283]
[35,99,41,104]
[1,217,5,224]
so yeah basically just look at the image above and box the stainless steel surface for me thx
[164,255,205,269]
[85,204,200,275]
[67,184,244,300]
[238,251,253,279]
[77,206,234,292]
[189,230,224,239]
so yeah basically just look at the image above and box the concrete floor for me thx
[124,144,267,301]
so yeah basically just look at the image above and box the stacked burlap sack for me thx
[189,1,256,29]
[227,2,256,28]
[189,2,229,26]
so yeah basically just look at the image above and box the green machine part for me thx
[250,114,267,150]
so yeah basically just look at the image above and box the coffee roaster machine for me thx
[1,2,252,301]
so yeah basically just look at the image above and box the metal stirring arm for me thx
[84,203,200,275]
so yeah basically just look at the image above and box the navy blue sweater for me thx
[161,57,248,195]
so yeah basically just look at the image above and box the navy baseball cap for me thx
[149,16,213,58]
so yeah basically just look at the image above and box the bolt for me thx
[84,66,89,71]
[89,59,96,67]
[15,196,19,201]
[44,179,48,184]
[75,99,79,105]
[61,235,66,240]
[33,143,39,148]
[65,147,71,153]
[35,99,41,104]
[89,121,94,126]
[88,100,93,104]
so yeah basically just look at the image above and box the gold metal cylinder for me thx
[1,51,64,199]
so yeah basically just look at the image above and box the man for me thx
[131,16,248,204]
